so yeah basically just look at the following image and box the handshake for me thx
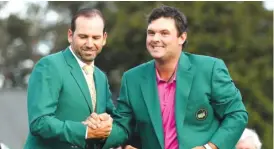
[82,113,113,139]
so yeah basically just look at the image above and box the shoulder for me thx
[184,52,220,65]
[123,60,154,79]
[184,52,226,71]
[35,51,64,66]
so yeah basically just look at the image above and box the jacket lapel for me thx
[94,67,104,113]
[141,61,164,149]
[175,52,194,146]
[63,48,92,112]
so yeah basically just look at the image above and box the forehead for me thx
[147,17,177,32]
[75,15,104,34]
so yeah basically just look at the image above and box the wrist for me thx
[203,144,212,149]
[87,127,95,139]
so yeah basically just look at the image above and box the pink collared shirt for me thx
[156,69,179,149]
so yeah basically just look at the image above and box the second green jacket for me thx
[103,52,248,149]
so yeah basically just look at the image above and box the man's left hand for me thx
[124,145,137,149]
[192,146,205,149]
[192,142,218,149]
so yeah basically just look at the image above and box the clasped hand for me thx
[82,113,113,139]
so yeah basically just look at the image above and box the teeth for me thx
[151,45,163,48]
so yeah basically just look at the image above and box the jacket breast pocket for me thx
[185,98,214,126]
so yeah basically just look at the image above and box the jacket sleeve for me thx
[102,73,133,149]
[209,59,248,149]
[27,57,86,148]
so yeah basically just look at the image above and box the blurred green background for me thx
[0,1,272,149]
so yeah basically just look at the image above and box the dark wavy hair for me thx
[147,5,188,48]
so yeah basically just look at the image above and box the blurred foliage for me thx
[0,1,272,148]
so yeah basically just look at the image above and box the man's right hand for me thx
[86,125,112,139]
[82,113,113,139]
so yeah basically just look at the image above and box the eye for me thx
[161,31,169,36]
[147,30,155,35]
[79,35,87,39]
[93,36,101,40]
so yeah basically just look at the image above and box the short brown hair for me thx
[70,8,106,33]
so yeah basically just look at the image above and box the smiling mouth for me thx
[151,46,164,48]
[82,50,96,55]
[82,48,97,52]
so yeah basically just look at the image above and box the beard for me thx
[78,50,96,63]
[72,46,96,64]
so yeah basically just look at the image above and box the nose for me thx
[86,38,94,48]
[152,33,161,41]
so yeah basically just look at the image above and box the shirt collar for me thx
[155,66,177,83]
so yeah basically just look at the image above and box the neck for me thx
[155,52,181,81]
[86,60,94,66]
[85,61,93,65]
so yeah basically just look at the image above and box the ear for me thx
[67,29,73,44]
[179,32,187,45]
[102,32,108,46]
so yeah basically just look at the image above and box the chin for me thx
[149,52,163,59]
[83,57,95,63]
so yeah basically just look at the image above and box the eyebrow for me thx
[78,34,102,37]
[147,29,170,32]
[78,34,88,37]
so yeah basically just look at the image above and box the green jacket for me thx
[24,48,115,149]
[104,52,248,149]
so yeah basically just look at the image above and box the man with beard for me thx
[24,8,114,149]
